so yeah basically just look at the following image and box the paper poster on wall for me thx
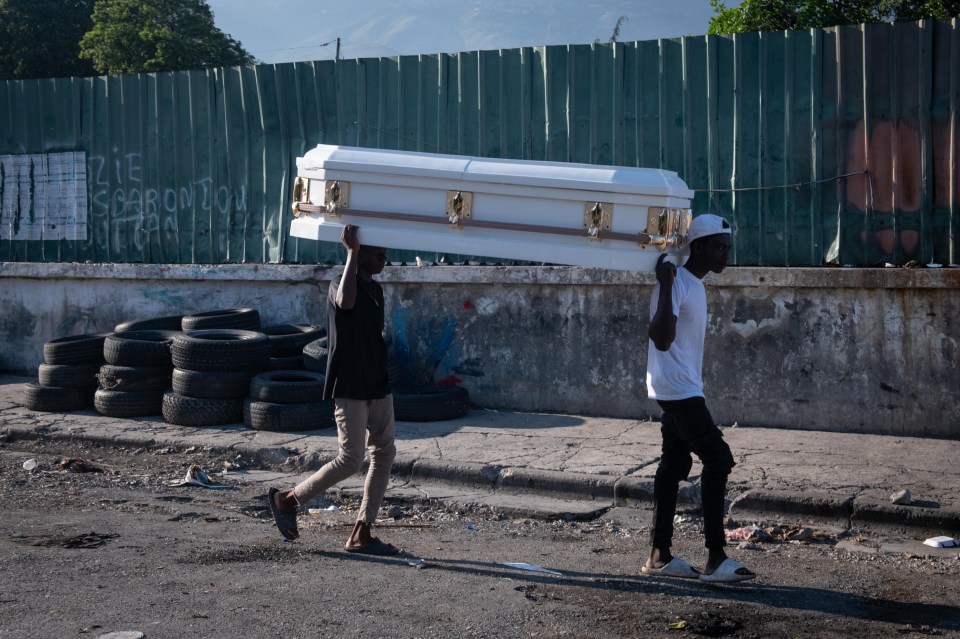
[0,151,87,241]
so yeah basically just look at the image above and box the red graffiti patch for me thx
[438,375,463,387]
[463,300,475,310]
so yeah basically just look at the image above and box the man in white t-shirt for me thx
[641,214,755,584]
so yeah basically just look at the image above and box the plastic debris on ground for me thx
[501,562,563,576]
[725,524,765,542]
[890,488,912,505]
[307,505,340,515]
[407,558,430,569]
[22,458,38,471]
[165,464,230,489]
[726,523,828,544]
[923,536,958,548]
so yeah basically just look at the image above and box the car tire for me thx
[103,330,180,367]
[392,385,469,422]
[21,383,94,412]
[37,363,101,389]
[161,390,243,426]
[248,370,326,404]
[114,315,184,332]
[94,389,165,418]
[171,368,257,399]
[42,333,109,365]
[170,330,270,372]
[261,324,326,356]
[181,308,261,331]
[243,398,336,432]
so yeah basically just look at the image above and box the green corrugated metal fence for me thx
[1,20,957,266]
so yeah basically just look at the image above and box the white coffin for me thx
[289,144,694,271]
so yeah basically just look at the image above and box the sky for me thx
[206,0,724,64]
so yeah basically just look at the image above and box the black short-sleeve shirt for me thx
[322,275,389,400]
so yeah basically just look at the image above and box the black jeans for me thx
[650,396,735,551]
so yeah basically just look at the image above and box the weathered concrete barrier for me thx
[1,262,957,439]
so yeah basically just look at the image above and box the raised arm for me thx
[335,225,361,310]
[648,254,677,351]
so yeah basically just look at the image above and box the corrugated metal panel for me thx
[0,20,957,266]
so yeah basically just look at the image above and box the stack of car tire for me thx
[22,334,109,412]
[243,370,336,432]
[163,308,269,427]
[94,330,179,417]
[262,324,326,370]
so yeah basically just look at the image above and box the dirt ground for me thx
[1,436,958,639]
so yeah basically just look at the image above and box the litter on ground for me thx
[923,536,957,548]
[165,464,230,489]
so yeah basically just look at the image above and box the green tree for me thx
[708,0,959,34]
[79,0,255,75]
[0,0,96,81]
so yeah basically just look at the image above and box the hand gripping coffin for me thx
[289,144,695,271]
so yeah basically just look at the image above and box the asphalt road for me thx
[2,437,958,639]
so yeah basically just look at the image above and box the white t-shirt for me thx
[645,266,707,400]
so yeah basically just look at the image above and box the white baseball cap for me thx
[687,213,732,242]
[671,214,732,265]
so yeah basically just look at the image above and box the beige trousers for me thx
[292,396,396,523]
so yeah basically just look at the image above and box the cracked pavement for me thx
[1,374,958,537]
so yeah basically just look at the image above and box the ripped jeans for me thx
[650,396,735,551]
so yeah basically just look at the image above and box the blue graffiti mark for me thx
[390,306,413,369]
[390,307,464,384]
[432,317,457,364]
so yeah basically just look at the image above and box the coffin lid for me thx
[298,144,694,199]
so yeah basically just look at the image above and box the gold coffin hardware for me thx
[583,202,613,240]
[324,180,350,215]
[291,177,312,217]
[446,191,473,226]
[642,208,691,251]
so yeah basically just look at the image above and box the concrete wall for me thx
[1,262,957,439]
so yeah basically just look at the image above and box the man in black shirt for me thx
[268,224,399,555]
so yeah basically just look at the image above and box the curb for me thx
[731,489,960,536]
[4,421,960,536]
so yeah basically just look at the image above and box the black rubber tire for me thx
[248,370,326,404]
[97,365,172,392]
[171,368,257,399]
[264,355,305,371]
[42,333,109,365]
[21,383,94,412]
[393,385,470,422]
[302,337,328,373]
[37,363,102,388]
[162,390,243,426]
[181,308,261,331]
[243,398,336,432]
[170,330,270,372]
[114,315,184,332]
[261,324,326,356]
[94,389,165,418]
[103,330,180,367]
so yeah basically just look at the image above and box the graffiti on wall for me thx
[88,152,248,253]
[0,152,87,241]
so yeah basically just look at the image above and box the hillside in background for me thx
[208,0,717,63]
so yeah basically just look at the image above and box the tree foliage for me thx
[708,0,960,34]
[0,0,96,81]
[79,0,255,75]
